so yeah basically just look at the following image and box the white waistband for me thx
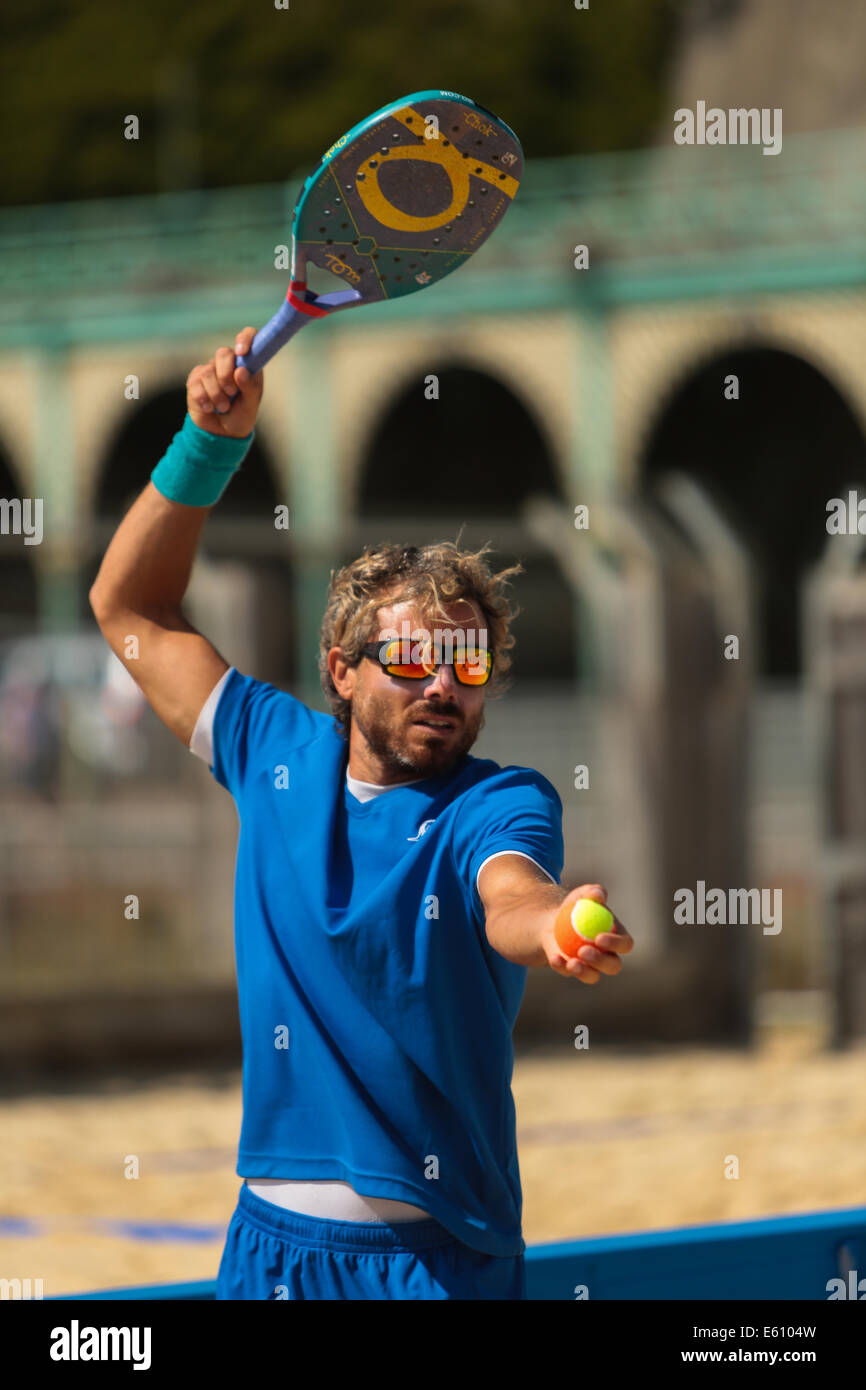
[244,1179,431,1223]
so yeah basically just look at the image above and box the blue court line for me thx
[0,1217,41,1237]
[95,1220,225,1243]
[0,1216,225,1243]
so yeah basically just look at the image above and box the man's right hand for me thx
[186,326,264,438]
[540,883,633,984]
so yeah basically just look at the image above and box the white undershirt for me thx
[345,770,424,802]
[190,669,555,1222]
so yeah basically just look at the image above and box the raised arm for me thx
[89,326,264,746]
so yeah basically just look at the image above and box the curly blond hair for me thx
[319,538,523,737]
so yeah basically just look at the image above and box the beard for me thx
[350,691,485,780]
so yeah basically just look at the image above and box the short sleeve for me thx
[211,669,325,796]
[452,766,565,923]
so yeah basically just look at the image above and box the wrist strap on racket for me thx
[150,413,254,507]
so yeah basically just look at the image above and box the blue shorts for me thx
[216,1183,526,1300]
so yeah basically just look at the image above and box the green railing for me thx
[1,127,864,330]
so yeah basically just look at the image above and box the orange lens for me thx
[381,641,427,677]
[385,662,428,677]
[380,643,491,683]
[454,651,491,685]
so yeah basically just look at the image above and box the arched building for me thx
[2,126,865,1045]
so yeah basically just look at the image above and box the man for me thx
[90,326,633,1300]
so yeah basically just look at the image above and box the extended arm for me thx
[478,854,633,983]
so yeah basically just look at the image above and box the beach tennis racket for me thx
[236,90,523,374]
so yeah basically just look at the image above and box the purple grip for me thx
[236,298,309,374]
[236,289,363,374]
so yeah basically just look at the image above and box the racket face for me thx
[291,90,523,308]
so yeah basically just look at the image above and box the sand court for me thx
[1,1022,863,1297]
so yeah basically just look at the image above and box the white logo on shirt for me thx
[408,819,437,842]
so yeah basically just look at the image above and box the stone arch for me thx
[356,363,575,681]
[92,386,280,526]
[639,344,866,674]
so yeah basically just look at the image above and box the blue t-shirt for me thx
[209,669,564,1257]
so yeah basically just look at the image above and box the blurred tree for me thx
[1,0,684,206]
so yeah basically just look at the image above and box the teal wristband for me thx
[150,413,254,507]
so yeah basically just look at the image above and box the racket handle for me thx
[236,288,362,374]
[236,297,309,374]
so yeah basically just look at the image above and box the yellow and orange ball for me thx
[554,897,614,958]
